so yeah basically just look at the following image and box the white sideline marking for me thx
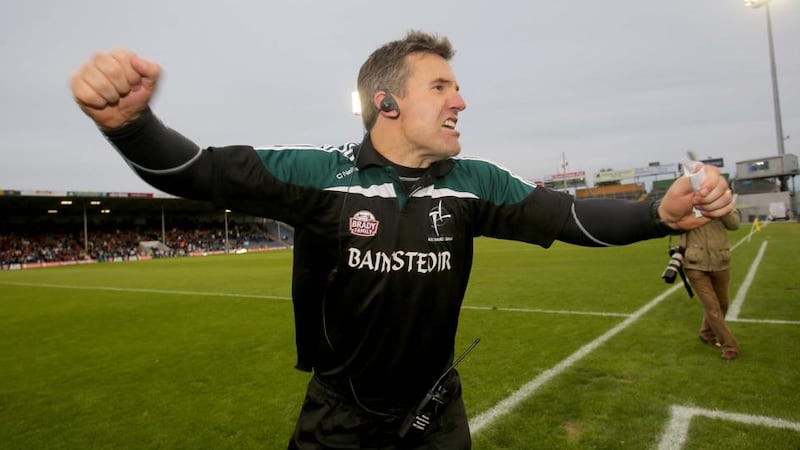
[657,405,800,450]
[470,234,795,435]
[5,235,797,438]
[729,318,800,325]
[468,283,684,434]
[0,281,292,301]
[1,281,632,319]
[8,279,793,324]
[730,233,752,252]
[727,241,768,320]
[462,305,629,318]
[7,279,795,326]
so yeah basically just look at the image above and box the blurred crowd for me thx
[0,222,291,267]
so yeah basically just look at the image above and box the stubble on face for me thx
[398,53,465,167]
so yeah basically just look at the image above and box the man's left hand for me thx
[658,164,735,231]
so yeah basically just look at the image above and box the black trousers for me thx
[287,371,471,449]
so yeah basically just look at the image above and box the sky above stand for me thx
[2,0,798,193]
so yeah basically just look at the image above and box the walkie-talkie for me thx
[397,338,480,439]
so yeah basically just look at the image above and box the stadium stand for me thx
[575,183,647,201]
[0,162,749,269]
[0,191,293,270]
[643,178,675,203]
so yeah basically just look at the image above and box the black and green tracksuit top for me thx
[106,110,669,404]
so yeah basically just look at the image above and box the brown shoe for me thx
[721,350,738,360]
[699,336,721,349]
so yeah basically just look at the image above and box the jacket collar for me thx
[354,133,455,178]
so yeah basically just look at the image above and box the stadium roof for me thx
[0,189,220,223]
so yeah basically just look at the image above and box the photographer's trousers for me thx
[685,268,739,353]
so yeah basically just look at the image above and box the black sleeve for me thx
[103,109,201,172]
[100,110,327,224]
[101,109,216,201]
[478,187,574,248]
[557,198,680,247]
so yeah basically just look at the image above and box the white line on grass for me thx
[726,239,796,323]
[0,281,292,301]
[1,281,631,318]
[462,305,630,318]
[727,240,768,320]
[657,404,800,450]
[729,318,800,325]
[730,233,754,252]
[468,283,684,434]
[6,234,796,439]
[470,234,793,436]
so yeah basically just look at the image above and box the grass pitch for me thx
[1,223,798,449]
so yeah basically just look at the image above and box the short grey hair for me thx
[357,30,455,131]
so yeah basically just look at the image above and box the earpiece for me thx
[379,93,399,116]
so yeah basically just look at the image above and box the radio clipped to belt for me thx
[397,337,480,439]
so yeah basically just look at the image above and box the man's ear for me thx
[375,91,400,119]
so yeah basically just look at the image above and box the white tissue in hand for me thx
[681,159,705,193]
[681,159,705,218]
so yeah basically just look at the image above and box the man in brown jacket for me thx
[680,210,740,360]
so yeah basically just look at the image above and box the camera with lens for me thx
[661,246,685,284]
[660,245,693,297]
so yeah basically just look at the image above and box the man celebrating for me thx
[71,31,733,449]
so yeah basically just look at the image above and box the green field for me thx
[1,223,799,449]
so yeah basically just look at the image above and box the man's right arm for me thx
[102,109,215,201]
[71,49,160,130]
[72,50,215,201]
[71,50,336,226]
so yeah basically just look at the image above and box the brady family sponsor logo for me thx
[347,248,452,273]
[349,210,379,237]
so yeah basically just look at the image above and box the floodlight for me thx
[351,91,361,116]
[745,0,768,8]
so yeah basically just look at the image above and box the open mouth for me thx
[442,118,457,130]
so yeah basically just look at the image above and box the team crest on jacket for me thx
[350,210,380,237]
[428,200,453,242]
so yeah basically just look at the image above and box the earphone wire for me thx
[322,135,363,351]
[333,129,402,418]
